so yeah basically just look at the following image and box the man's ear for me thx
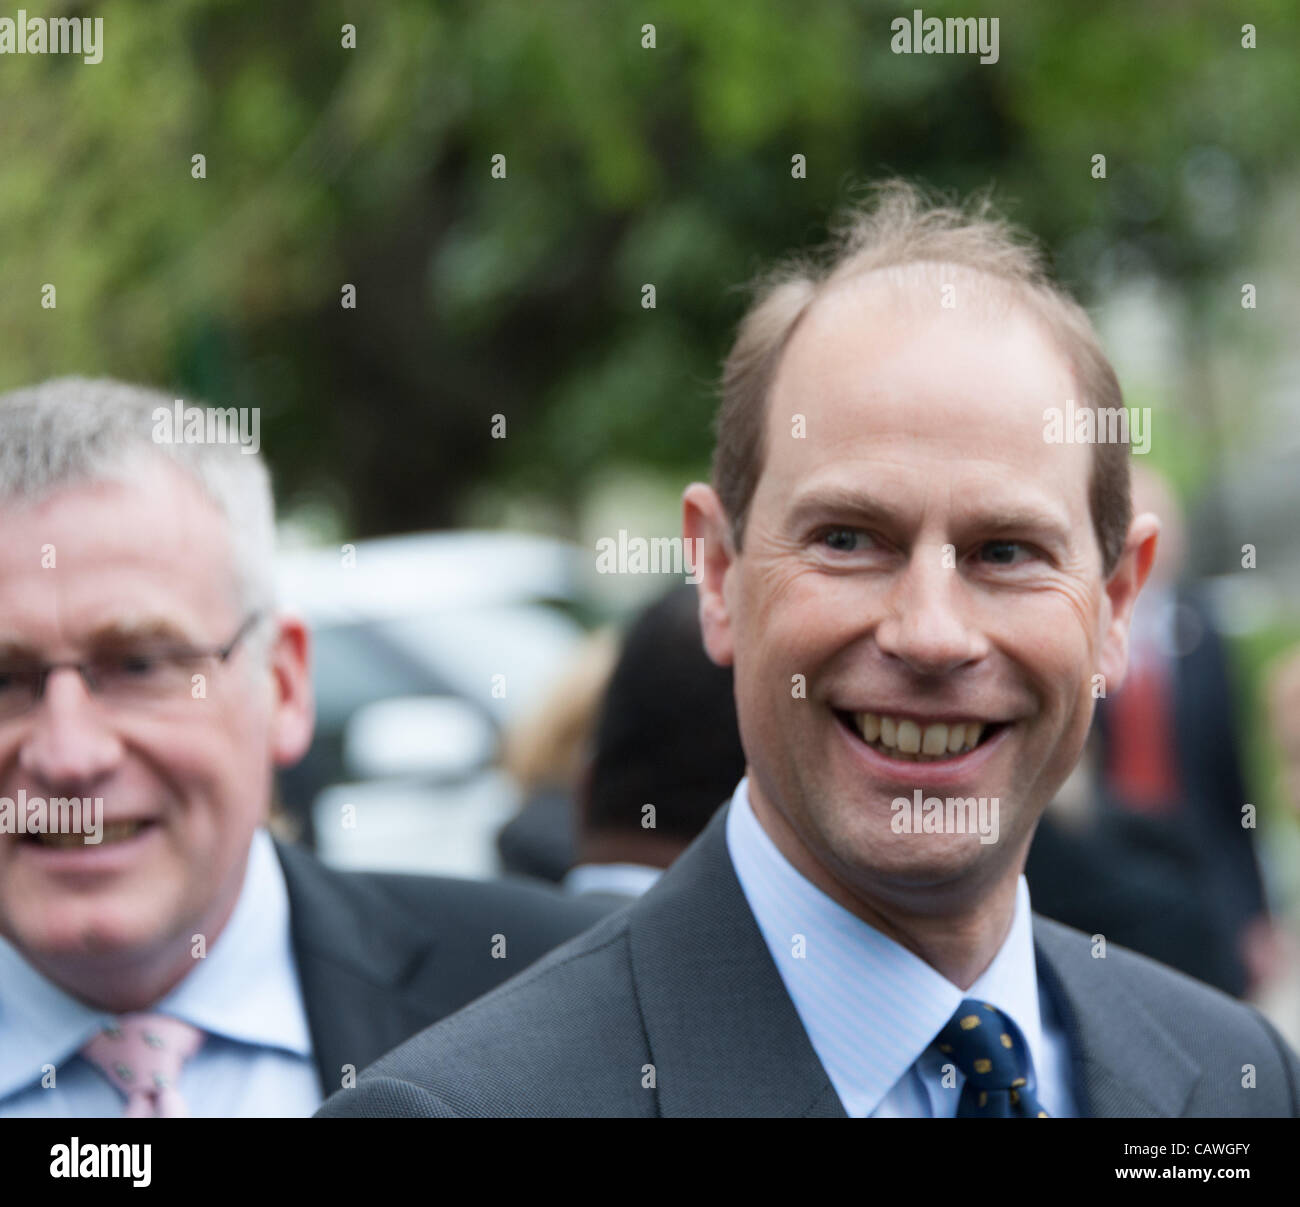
[267,614,315,767]
[683,482,738,668]
[1097,510,1161,692]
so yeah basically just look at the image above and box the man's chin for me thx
[817,809,1014,903]
[10,905,178,966]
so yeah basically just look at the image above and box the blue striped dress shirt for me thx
[725,777,1078,1117]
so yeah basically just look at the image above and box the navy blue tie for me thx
[934,999,1051,1117]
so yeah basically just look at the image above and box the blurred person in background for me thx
[1268,646,1300,819]
[563,584,747,903]
[1259,645,1300,1045]
[0,378,608,1118]
[495,628,619,883]
[1090,464,1270,996]
[1026,730,1248,995]
[496,585,747,902]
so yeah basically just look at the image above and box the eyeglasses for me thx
[0,612,264,721]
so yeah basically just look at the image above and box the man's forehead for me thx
[0,463,242,640]
[783,263,1062,375]
[0,459,225,544]
[773,297,1074,439]
[758,272,1093,516]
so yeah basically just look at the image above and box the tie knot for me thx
[935,999,1033,1092]
[80,1013,204,1117]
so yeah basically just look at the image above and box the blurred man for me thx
[1269,647,1300,818]
[495,629,619,884]
[1090,464,1268,994]
[563,584,747,902]
[320,182,1300,1118]
[0,378,608,1118]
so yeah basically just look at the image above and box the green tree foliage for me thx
[1,0,1295,532]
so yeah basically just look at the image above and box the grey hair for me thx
[0,377,278,628]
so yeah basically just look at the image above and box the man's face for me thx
[0,460,310,978]
[690,280,1153,910]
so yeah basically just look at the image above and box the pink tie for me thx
[80,1014,204,1117]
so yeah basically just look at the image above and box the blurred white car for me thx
[273,530,591,878]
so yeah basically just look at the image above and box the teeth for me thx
[921,724,948,755]
[35,821,145,848]
[851,713,993,760]
[34,832,86,849]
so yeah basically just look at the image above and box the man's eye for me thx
[107,652,167,677]
[979,540,1035,566]
[820,528,869,553]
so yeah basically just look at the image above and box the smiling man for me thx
[318,182,1300,1118]
[0,378,610,1117]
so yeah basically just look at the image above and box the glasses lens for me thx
[0,668,39,718]
[91,650,205,704]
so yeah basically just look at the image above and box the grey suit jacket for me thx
[273,841,612,1097]
[314,806,1300,1117]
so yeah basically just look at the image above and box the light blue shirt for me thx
[0,828,321,1117]
[563,862,662,899]
[725,778,1078,1117]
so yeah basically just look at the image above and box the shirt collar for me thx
[725,777,1048,1117]
[0,827,311,1100]
[156,827,312,1055]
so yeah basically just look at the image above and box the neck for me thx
[747,781,1027,990]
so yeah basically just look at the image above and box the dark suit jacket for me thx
[1094,588,1267,941]
[316,805,1300,1118]
[274,841,612,1097]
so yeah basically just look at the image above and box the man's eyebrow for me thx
[0,619,202,660]
[785,486,899,531]
[0,638,41,662]
[84,619,202,647]
[784,486,1074,544]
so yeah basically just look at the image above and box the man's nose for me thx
[873,550,987,676]
[17,668,124,792]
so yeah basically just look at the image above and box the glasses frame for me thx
[0,611,265,713]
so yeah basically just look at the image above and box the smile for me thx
[24,820,155,849]
[836,710,1007,763]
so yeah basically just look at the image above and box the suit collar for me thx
[1033,915,1202,1116]
[627,804,846,1117]
[274,840,441,1094]
[628,804,1205,1118]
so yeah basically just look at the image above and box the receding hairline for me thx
[778,258,1089,384]
[729,260,1126,562]
[817,256,1050,311]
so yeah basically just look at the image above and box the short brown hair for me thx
[712,180,1132,576]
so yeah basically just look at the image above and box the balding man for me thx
[0,378,608,1117]
[318,182,1300,1119]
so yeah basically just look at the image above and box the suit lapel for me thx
[627,806,846,1117]
[275,842,442,1095]
[1033,915,1202,1117]
[628,809,1209,1118]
